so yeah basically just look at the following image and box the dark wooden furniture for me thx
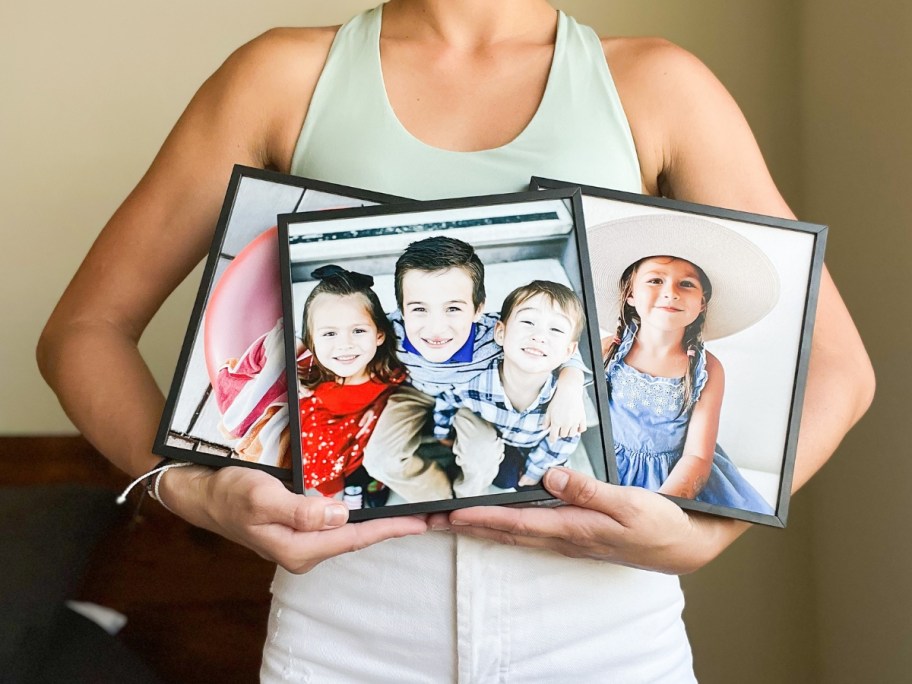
[0,436,275,684]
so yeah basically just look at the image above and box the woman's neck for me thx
[383,0,556,47]
[378,0,558,151]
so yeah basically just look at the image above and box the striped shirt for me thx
[388,310,502,397]
[434,358,581,482]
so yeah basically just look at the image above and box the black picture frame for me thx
[531,177,827,527]
[277,188,615,520]
[154,165,405,483]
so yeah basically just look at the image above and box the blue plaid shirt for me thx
[434,358,581,482]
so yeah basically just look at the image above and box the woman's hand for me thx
[443,467,747,575]
[161,464,428,574]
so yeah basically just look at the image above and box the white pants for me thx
[261,533,695,683]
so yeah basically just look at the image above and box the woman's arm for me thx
[37,28,427,573]
[615,38,875,488]
[658,354,724,499]
[441,38,874,573]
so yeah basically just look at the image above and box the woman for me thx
[37,0,873,680]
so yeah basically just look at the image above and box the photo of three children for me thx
[279,192,610,517]
[294,235,592,509]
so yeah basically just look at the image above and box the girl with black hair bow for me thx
[297,265,405,502]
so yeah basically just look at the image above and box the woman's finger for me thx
[542,467,645,521]
[264,516,430,573]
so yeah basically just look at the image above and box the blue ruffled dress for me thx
[607,326,774,514]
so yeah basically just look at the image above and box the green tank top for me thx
[290,5,641,199]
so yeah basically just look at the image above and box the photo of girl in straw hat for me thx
[591,214,783,515]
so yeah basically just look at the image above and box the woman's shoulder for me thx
[600,35,729,109]
[232,26,340,98]
[246,25,339,57]
[202,26,340,169]
[599,35,723,103]
[213,26,338,95]
[597,35,746,196]
[600,35,703,72]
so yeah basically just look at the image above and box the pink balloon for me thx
[204,226,283,388]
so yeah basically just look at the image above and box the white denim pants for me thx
[261,532,695,683]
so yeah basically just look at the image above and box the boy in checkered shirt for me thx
[434,280,587,488]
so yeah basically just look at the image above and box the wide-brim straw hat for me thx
[587,214,780,341]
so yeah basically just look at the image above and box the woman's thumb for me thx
[543,467,611,511]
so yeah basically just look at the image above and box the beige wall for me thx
[799,2,912,682]
[3,1,906,681]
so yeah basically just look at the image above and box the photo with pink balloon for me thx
[154,165,404,481]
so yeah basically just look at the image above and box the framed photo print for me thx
[154,165,404,481]
[531,177,827,526]
[277,188,615,519]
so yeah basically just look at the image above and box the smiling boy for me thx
[362,236,586,502]
[434,281,587,489]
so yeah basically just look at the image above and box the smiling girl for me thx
[298,265,405,500]
[597,215,776,513]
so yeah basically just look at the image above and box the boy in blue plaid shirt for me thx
[363,238,587,502]
[434,280,587,488]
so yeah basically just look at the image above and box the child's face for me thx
[495,293,578,375]
[627,257,706,332]
[400,267,482,363]
[308,293,384,384]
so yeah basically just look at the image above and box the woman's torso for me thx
[290,6,640,199]
[263,7,695,683]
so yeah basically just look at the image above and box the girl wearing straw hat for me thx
[592,214,778,513]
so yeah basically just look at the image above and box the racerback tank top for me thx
[290,5,642,198]
[266,7,694,683]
